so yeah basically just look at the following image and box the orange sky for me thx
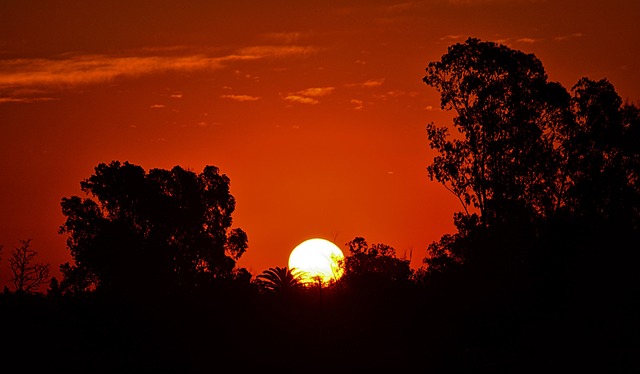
[1,0,639,286]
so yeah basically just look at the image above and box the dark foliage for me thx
[420,37,640,372]
[58,161,248,297]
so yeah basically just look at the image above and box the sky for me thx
[1,0,639,287]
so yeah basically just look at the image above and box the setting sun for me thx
[288,238,345,285]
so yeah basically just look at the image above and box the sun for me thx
[288,238,345,285]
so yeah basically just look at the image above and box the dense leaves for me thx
[421,39,640,324]
[58,161,248,296]
[424,38,572,224]
[422,38,640,268]
[341,237,412,290]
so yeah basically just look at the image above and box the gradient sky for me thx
[1,0,639,287]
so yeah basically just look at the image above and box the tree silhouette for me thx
[565,77,640,225]
[58,161,248,296]
[421,38,640,326]
[255,266,303,295]
[423,37,572,225]
[342,237,412,290]
[8,239,51,293]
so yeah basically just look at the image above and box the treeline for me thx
[1,38,639,372]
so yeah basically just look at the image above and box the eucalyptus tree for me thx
[423,37,572,225]
[421,38,640,291]
[58,161,248,296]
[421,38,574,275]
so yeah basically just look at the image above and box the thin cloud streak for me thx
[282,86,335,105]
[296,87,335,97]
[220,94,261,102]
[346,79,384,88]
[0,97,58,104]
[284,95,320,105]
[0,45,318,95]
[554,32,583,41]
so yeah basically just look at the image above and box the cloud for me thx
[296,87,335,97]
[150,104,166,108]
[347,79,384,88]
[284,95,320,105]
[0,55,225,88]
[0,44,318,99]
[220,94,261,102]
[282,86,335,105]
[235,45,317,59]
[554,32,583,41]
[439,34,465,42]
[351,99,364,110]
[0,97,57,104]
[516,37,537,44]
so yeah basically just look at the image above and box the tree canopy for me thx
[421,38,640,298]
[58,161,248,296]
[342,237,412,290]
[423,37,572,224]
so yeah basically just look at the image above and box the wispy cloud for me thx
[235,45,317,59]
[220,94,261,102]
[0,55,226,88]
[351,99,364,110]
[0,97,57,104]
[440,34,465,41]
[284,95,320,105]
[0,44,318,101]
[346,78,384,88]
[516,37,537,44]
[296,87,335,97]
[554,32,583,41]
[283,86,335,105]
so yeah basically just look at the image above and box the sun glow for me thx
[288,238,345,285]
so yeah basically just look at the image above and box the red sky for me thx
[1,0,639,287]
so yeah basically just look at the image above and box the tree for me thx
[565,77,640,225]
[420,38,575,277]
[423,37,572,225]
[255,266,303,295]
[9,239,51,293]
[420,38,640,304]
[58,161,248,295]
[342,237,412,289]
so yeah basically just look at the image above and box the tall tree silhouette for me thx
[565,77,640,225]
[58,161,247,296]
[421,38,572,278]
[421,38,640,306]
[423,37,572,225]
